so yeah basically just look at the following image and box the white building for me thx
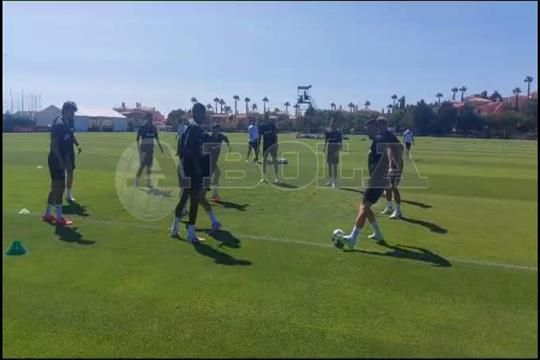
[35,105,127,132]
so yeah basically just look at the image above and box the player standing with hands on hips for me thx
[135,115,163,188]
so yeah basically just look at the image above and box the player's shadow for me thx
[213,200,249,211]
[274,182,298,189]
[175,236,250,266]
[401,216,447,234]
[401,200,432,209]
[62,202,89,217]
[351,241,451,268]
[146,188,173,197]
[52,225,95,245]
[201,228,241,248]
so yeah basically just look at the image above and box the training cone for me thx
[6,240,27,256]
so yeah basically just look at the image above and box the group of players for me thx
[43,101,414,249]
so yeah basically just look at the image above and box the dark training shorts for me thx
[48,153,65,181]
[405,142,412,151]
[139,147,154,167]
[263,143,278,158]
[363,187,385,205]
[327,150,339,164]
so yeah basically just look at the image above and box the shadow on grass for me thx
[146,188,173,197]
[401,216,447,234]
[273,182,299,189]
[339,189,432,208]
[350,241,451,268]
[62,202,90,217]
[201,228,241,249]
[52,224,95,245]
[174,235,251,266]
[212,200,249,211]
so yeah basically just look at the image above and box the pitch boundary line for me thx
[7,212,538,272]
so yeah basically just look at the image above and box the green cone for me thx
[6,240,27,256]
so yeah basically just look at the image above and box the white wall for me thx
[112,119,127,132]
[74,117,89,132]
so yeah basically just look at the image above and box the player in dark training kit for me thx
[170,103,221,243]
[258,113,280,184]
[339,117,401,249]
[324,118,343,188]
[42,101,79,226]
[135,116,163,188]
[206,124,231,201]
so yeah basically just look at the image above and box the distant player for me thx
[324,118,342,188]
[206,124,231,201]
[246,119,260,163]
[170,103,221,242]
[339,117,401,248]
[403,127,414,157]
[259,113,279,184]
[42,101,78,226]
[135,116,164,188]
[379,119,404,219]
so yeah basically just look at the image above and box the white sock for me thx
[66,188,72,197]
[350,225,361,241]
[208,211,218,226]
[396,203,401,211]
[386,200,394,209]
[187,224,196,237]
[45,204,53,216]
[56,205,63,218]
[370,221,382,236]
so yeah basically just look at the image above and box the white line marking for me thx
[10,212,538,272]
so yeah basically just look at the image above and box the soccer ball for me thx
[332,229,345,249]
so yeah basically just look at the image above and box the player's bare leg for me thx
[382,188,394,215]
[271,152,279,183]
[199,188,221,234]
[390,185,402,219]
[66,169,76,202]
[332,163,338,188]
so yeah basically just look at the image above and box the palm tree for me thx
[252,103,258,112]
[436,93,443,105]
[219,99,225,113]
[330,102,336,111]
[284,101,291,114]
[190,97,198,104]
[459,86,467,102]
[490,91,503,102]
[213,97,219,112]
[513,87,522,110]
[524,76,534,99]
[224,105,232,114]
[364,101,370,110]
[391,94,398,108]
[451,87,458,101]
[262,97,269,113]
[244,97,250,114]
[233,95,240,114]
[387,104,393,113]
[206,104,213,112]
[348,102,355,112]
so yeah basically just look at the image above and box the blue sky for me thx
[3,1,538,115]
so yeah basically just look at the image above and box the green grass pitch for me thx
[2,132,538,357]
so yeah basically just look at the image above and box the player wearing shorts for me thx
[339,117,400,249]
[206,124,231,201]
[380,119,404,219]
[258,113,279,184]
[42,101,78,226]
[135,116,163,188]
[63,121,82,202]
[403,127,414,158]
[324,118,342,188]
[170,103,221,242]
[246,119,260,163]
